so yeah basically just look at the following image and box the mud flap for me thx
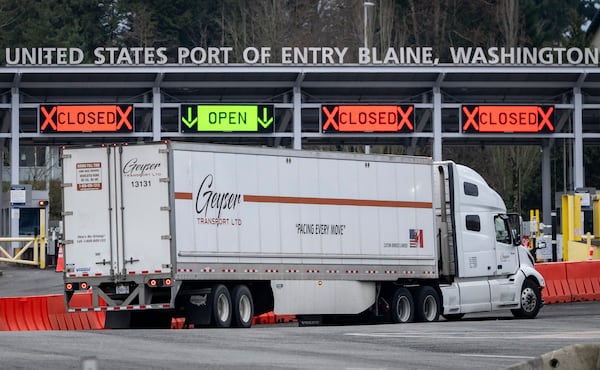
[104,311,132,329]
[183,288,213,326]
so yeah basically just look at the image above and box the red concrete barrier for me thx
[565,261,600,302]
[535,262,571,304]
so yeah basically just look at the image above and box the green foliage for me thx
[0,0,107,62]
[521,0,580,46]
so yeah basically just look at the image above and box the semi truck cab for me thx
[437,162,545,320]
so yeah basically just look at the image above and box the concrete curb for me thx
[506,344,600,370]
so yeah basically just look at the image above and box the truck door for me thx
[62,147,115,277]
[116,143,172,276]
[493,215,519,275]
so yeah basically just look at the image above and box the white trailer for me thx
[61,142,545,328]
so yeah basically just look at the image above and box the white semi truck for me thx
[61,141,545,328]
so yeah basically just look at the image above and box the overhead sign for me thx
[321,105,414,133]
[4,46,600,66]
[181,104,274,133]
[462,105,555,133]
[40,105,133,133]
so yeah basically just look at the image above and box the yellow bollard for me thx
[588,232,594,261]
[39,207,46,269]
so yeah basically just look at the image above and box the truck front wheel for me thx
[212,284,232,327]
[231,285,254,328]
[511,279,542,319]
[391,287,414,323]
[414,286,441,322]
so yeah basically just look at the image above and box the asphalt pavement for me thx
[0,262,64,297]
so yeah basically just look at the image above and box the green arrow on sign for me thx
[257,107,274,129]
[181,106,198,129]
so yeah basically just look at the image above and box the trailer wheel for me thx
[511,279,542,319]
[391,287,414,323]
[414,286,441,322]
[231,285,254,328]
[212,284,232,328]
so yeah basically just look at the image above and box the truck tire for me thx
[231,285,254,328]
[391,287,414,323]
[414,286,441,322]
[511,279,542,319]
[212,284,232,328]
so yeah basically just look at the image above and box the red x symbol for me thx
[462,106,479,131]
[538,106,554,131]
[116,105,133,130]
[398,106,414,130]
[322,106,338,131]
[40,106,57,131]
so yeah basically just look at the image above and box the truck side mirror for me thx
[511,229,521,246]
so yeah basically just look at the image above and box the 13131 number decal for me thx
[131,180,151,188]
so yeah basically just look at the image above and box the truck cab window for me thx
[465,215,481,231]
[494,216,511,244]
[463,182,479,196]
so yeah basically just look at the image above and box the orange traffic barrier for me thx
[253,311,275,325]
[0,299,7,331]
[46,295,69,330]
[0,296,53,331]
[535,262,572,304]
[565,261,600,302]
[25,295,53,330]
[171,317,185,329]
[535,262,571,304]
[70,292,105,329]
[55,244,64,273]
[47,292,105,330]
[591,263,600,300]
